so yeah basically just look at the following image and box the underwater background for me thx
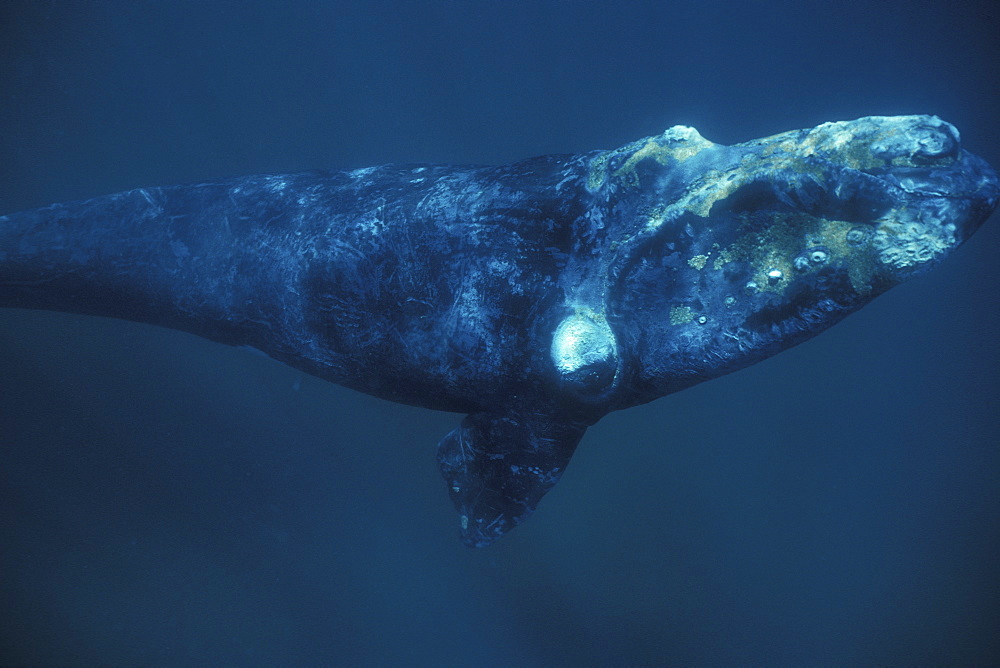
[1,1,998,664]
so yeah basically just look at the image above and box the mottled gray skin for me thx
[1,115,996,546]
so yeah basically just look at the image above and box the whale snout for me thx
[873,149,998,270]
[946,151,999,242]
[845,117,999,279]
[870,115,961,164]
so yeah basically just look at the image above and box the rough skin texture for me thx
[1,115,997,546]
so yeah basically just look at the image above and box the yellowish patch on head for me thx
[713,248,734,270]
[612,126,715,189]
[669,305,695,325]
[688,254,709,270]
[587,151,612,191]
[718,212,879,296]
[741,121,895,172]
[682,169,749,217]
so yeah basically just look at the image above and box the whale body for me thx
[2,115,997,546]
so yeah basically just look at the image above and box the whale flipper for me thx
[437,413,586,547]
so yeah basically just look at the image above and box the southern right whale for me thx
[1,115,997,546]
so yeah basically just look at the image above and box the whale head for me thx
[599,115,998,404]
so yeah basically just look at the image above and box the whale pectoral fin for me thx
[436,412,586,547]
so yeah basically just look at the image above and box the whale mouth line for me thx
[881,177,969,200]
[886,180,953,198]
[872,149,1000,205]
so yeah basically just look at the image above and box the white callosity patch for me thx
[793,115,959,169]
[869,115,960,163]
[659,125,715,157]
[873,218,956,269]
[873,198,958,269]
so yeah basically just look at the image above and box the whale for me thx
[2,115,997,547]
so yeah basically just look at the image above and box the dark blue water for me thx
[1,1,998,664]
